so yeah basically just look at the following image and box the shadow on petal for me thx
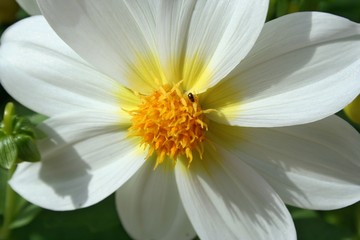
[38,124,92,209]
[176,144,296,240]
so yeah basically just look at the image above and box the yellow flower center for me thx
[127,83,208,168]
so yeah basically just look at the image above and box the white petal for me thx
[209,115,360,210]
[0,16,138,117]
[154,0,197,86]
[115,159,196,240]
[175,144,295,240]
[36,0,162,92]
[37,0,268,93]
[9,111,145,210]
[183,0,268,92]
[16,0,41,15]
[203,12,360,127]
[38,110,131,150]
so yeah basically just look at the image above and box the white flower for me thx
[1,1,360,239]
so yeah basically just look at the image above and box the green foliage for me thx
[267,0,360,22]
[0,168,9,216]
[320,0,360,22]
[10,202,41,230]
[0,103,41,170]
[0,103,43,239]
[13,134,40,164]
[290,205,360,240]
[0,134,17,170]
[11,195,131,240]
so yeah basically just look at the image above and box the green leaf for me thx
[10,204,42,230]
[0,135,17,170]
[14,135,40,163]
[13,118,36,139]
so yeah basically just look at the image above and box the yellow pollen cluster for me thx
[127,84,208,168]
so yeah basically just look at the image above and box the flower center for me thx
[127,83,208,168]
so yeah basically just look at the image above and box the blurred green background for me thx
[0,0,360,239]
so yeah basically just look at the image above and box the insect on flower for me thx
[187,92,195,102]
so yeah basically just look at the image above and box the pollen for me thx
[127,83,208,168]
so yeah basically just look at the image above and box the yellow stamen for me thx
[127,83,208,168]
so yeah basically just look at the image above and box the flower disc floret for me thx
[127,84,208,168]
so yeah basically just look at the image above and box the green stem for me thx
[3,103,14,136]
[0,162,17,240]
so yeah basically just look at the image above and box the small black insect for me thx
[187,92,195,102]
